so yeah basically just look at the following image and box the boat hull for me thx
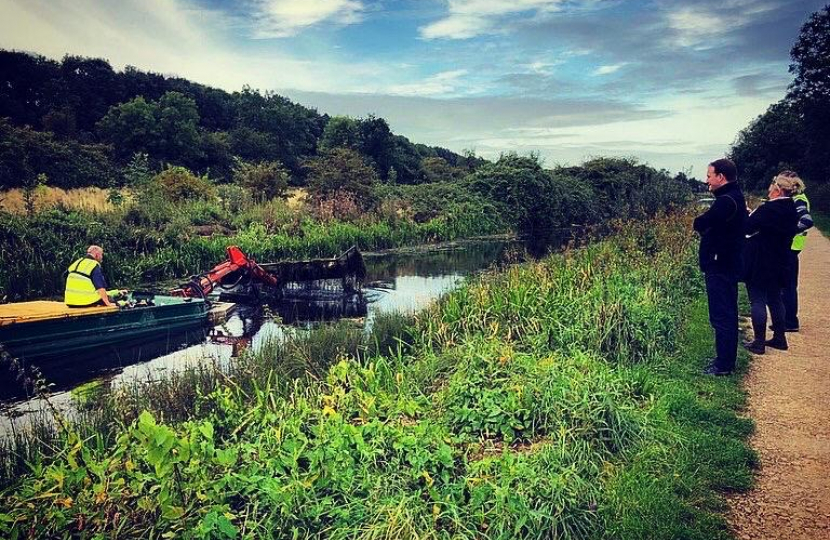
[0,296,210,361]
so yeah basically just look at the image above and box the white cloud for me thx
[664,1,778,49]
[593,63,625,76]
[252,0,365,38]
[0,0,382,92]
[421,0,568,39]
[386,70,470,97]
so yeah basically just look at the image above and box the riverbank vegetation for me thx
[0,212,755,538]
[0,154,691,302]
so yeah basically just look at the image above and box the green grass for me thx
[810,209,830,236]
[0,211,757,539]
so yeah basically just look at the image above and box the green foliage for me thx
[420,156,465,183]
[97,91,203,167]
[153,165,215,204]
[0,49,472,189]
[467,153,573,238]
[0,212,756,540]
[731,5,830,190]
[122,152,153,187]
[0,118,116,189]
[233,160,289,202]
[22,172,47,217]
[96,95,159,160]
[729,101,807,191]
[305,147,380,210]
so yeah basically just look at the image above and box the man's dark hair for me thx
[709,158,737,183]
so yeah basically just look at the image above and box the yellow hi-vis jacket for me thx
[792,193,810,251]
[64,257,102,306]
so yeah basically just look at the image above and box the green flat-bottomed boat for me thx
[0,295,210,361]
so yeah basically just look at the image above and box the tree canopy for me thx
[730,4,830,200]
[0,50,474,189]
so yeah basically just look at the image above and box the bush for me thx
[304,147,379,210]
[153,166,215,203]
[232,160,289,202]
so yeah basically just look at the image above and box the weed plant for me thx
[0,211,755,539]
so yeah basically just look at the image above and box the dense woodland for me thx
[730,4,830,208]
[0,49,483,190]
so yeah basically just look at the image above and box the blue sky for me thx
[0,0,826,174]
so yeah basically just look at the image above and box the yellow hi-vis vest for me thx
[65,258,102,306]
[792,193,810,251]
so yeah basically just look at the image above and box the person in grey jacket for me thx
[693,158,747,375]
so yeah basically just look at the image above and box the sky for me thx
[0,0,826,175]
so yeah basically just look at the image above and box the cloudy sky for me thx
[0,0,825,174]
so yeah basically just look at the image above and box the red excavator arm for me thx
[169,246,279,298]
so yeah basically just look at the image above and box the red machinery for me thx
[169,246,279,299]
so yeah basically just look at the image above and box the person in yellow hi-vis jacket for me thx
[64,245,124,307]
[780,171,813,332]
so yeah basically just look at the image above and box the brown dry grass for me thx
[0,187,127,214]
[285,187,308,210]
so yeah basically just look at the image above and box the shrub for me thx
[232,160,289,202]
[153,166,215,203]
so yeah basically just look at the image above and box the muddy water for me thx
[1,237,552,432]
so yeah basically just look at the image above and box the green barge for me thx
[0,295,211,360]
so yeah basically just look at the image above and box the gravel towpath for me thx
[728,228,830,539]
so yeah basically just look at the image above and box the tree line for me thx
[730,4,830,208]
[0,50,483,190]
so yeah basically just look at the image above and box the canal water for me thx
[1,237,550,434]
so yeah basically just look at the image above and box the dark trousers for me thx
[705,272,738,371]
[746,282,786,340]
[782,250,800,329]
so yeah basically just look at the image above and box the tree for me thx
[787,4,830,185]
[319,116,361,151]
[466,153,564,237]
[420,156,464,183]
[96,96,159,161]
[789,5,830,102]
[304,147,379,209]
[233,160,290,202]
[156,91,202,166]
[729,101,806,190]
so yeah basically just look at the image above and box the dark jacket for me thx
[693,182,747,275]
[742,197,800,287]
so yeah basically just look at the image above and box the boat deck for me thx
[0,301,117,327]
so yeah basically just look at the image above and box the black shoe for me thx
[765,338,789,350]
[743,340,765,354]
[703,364,732,376]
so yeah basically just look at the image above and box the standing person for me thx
[741,174,801,354]
[780,171,813,332]
[693,158,747,376]
[64,245,122,307]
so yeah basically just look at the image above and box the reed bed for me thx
[0,211,754,539]
[0,187,124,214]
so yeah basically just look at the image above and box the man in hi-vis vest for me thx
[64,245,123,307]
[781,171,813,331]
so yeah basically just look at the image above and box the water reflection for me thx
[1,236,571,430]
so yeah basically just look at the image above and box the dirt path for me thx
[728,228,830,539]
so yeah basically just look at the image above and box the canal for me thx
[1,236,552,434]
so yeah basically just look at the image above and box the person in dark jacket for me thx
[742,175,801,354]
[693,158,747,375]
